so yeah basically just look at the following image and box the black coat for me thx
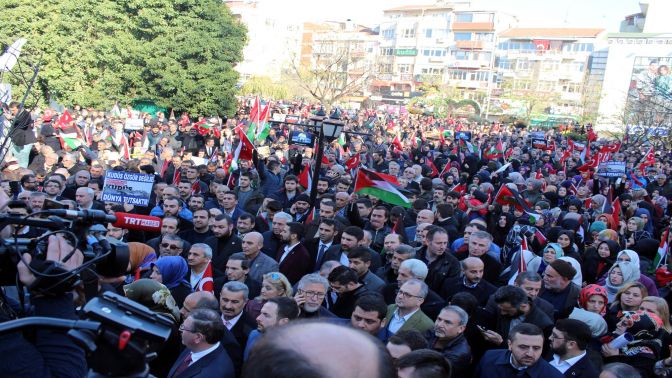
[426,332,472,377]
[229,311,257,349]
[9,109,36,146]
[416,246,461,293]
[553,353,600,378]
[205,234,243,273]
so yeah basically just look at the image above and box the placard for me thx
[124,118,144,130]
[454,131,472,141]
[597,161,626,178]
[290,130,315,147]
[257,146,271,158]
[101,171,154,206]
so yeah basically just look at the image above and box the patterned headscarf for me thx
[124,278,180,322]
[618,310,663,360]
[579,284,609,315]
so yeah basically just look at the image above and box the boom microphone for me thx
[112,212,162,233]
[48,209,117,224]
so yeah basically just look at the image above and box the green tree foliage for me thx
[0,0,246,115]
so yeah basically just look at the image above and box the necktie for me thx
[224,320,233,329]
[317,244,327,265]
[171,352,192,377]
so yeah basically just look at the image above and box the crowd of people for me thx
[0,96,671,378]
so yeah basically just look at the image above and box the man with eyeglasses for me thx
[384,279,433,335]
[159,234,186,257]
[169,308,235,378]
[295,273,336,319]
[43,179,64,200]
[548,319,598,378]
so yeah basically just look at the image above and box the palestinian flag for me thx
[59,136,84,150]
[519,237,530,273]
[246,96,261,141]
[354,168,411,208]
[493,185,531,212]
[524,210,541,224]
[483,140,504,160]
[655,228,670,269]
[249,101,271,142]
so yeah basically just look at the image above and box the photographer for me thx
[0,233,87,377]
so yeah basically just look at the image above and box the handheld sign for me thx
[101,171,154,207]
[598,162,626,178]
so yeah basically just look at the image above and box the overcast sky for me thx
[261,0,640,31]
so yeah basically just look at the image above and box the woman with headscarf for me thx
[537,243,563,275]
[126,242,157,284]
[601,310,663,378]
[149,256,192,308]
[596,213,619,231]
[559,256,583,287]
[603,263,640,303]
[583,240,619,285]
[124,279,181,377]
[612,249,659,297]
[488,209,515,248]
[555,229,582,262]
[635,208,655,235]
[623,216,652,249]
[571,285,609,342]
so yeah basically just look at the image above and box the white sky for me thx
[260,0,640,31]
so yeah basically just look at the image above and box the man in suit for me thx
[453,230,503,285]
[168,308,235,378]
[204,214,242,273]
[261,212,291,257]
[75,187,105,211]
[384,279,434,335]
[276,222,312,285]
[548,319,600,378]
[219,281,256,349]
[440,257,497,306]
[475,323,563,378]
[304,218,340,271]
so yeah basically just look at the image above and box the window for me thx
[454,32,472,41]
[379,64,393,74]
[382,29,395,39]
[448,70,469,80]
[562,83,582,93]
[421,67,444,75]
[470,71,489,81]
[380,47,393,56]
[516,59,530,71]
[537,81,554,91]
[456,13,473,22]
[475,33,493,41]
[425,29,433,38]
[398,64,411,73]
[401,28,416,38]
[496,58,513,70]
[514,80,531,90]
[453,50,469,60]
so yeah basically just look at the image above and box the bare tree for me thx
[619,90,672,149]
[289,40,374,110]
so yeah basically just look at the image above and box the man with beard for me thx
[294,273,336,318]
[179,209,214,244]
[454,230,503,284]
[244,297,300,360]
[415,226,460,293]
[219,281,256,348]
[304,218,341,272]
[288,193,311,223]
[277,222,311,285]
[235,213,256,238]
[440,257,497,306]
[480,286,553,349]
[425,305,472,377]
[475,324,562,378]
[548,319,599,378]
[363,206,392,253]
[204,214,242,272]
[376,244,415,285]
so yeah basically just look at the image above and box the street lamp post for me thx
[308,109,345,207]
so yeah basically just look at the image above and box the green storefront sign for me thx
[395,49,418,56]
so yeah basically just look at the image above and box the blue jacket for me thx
[257,160,283,196]
[474,349,564,378]
[150,201,193,221]
[167,344,234,378]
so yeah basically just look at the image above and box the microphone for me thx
[112,212,162,233]
[48,209,117,224]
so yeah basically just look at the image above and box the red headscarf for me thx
[579,284,609,316]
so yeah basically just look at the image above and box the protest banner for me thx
[101,171,154,206]
[597,161,626,178]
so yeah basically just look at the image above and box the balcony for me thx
[452,22,494,31]
[451,60,491,69]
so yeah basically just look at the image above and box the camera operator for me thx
[0,234,87,377]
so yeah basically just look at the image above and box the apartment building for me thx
[491,28,606,117]
[373,2,516,106]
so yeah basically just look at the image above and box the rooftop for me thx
[384,4,455,12]
[499,28,605,38]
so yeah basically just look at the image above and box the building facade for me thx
[491,28,606,120]
[596,0,672,131]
